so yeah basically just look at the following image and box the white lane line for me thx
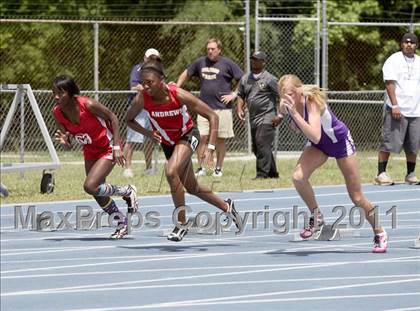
[0,262,356,280]
[62,288,420,310]
[1,252,243,276]
[3,256,419,280]
[0,228,417,257]
[0,262,341,297]
[384,306,420,311]
[141,280,420,309]
[55,292,417,310]
[0,227,415,256]
[2,256,419,297]
[0,233,116,242]
[0,232,270,255]
[1,231,418,257]
[274,238,417,252]
[0,184,416,208]
[1,187,419,216]
[1,234,418,262]
[3,274,417,291]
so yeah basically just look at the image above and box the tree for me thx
[292,0,419,90]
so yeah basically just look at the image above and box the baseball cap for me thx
[144,48,161,59]
[401,33,418,44]
[251,51,267,60]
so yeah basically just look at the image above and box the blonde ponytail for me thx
[300,85,327,112]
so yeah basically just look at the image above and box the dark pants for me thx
[251,124,279,178]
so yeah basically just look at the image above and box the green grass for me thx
[0,151,412,205]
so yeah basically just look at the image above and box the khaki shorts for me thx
[197,109,234,138]
[126,109,151,143]
[379,107,420,155]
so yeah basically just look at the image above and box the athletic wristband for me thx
[231,91,238,99]
[207,144,216,151]
[391,105,399,109]
[112,145,121,151]
[277,113,284,118]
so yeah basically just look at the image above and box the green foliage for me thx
[0,0,246,89]
[159,0,245,85]
[0,0,419,91]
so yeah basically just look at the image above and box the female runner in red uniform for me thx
[126,61,241,241]
[52,75,138,239]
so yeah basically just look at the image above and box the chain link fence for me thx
[0,20,246,90]
[1,19,249,165]
[257,20,419,90]
[257,19,318,85]
[0,89,251,159]
[328,24,420,90]
[1,88,385,157]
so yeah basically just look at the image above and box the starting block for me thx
[314,224,341,241]
[290,224,359,242]
[33,212,56,232]
[410,234,420,249]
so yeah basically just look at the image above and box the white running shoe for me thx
[167,226,188,242]
[405,172,419,185]
[372,231,388,253]
[110,224,129,239]
[374,172,394,185]
[195,167,206,177]
[123,185,139,212]
[212,168,223,177]
[144,168,157,176]
[123,168,134,178]
[300,213,324,239]
[225,199,241,231]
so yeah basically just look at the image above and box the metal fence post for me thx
[409,4,416,33]
[245,0,252,155]
[93,22,99,101]
[19,85,25,179]
[255,0,259,51]
[321,0,328,89]
[245,0,250,72]
[315,0,321,85]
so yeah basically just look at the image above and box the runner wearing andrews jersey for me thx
[126,60,242,242]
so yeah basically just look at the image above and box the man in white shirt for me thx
[375,32,420,185]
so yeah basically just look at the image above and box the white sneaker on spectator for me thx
[405,172,419,185]
[374,172,394,185]
[212,168,223,177]
[195,167,206,177]
[123,168,134,178]
[144,168,157,176]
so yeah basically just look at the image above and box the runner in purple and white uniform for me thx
[278,74,388,253]
[302,98,355,159]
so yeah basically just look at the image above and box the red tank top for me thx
[53,96,113,153]
[143,84,193,145]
